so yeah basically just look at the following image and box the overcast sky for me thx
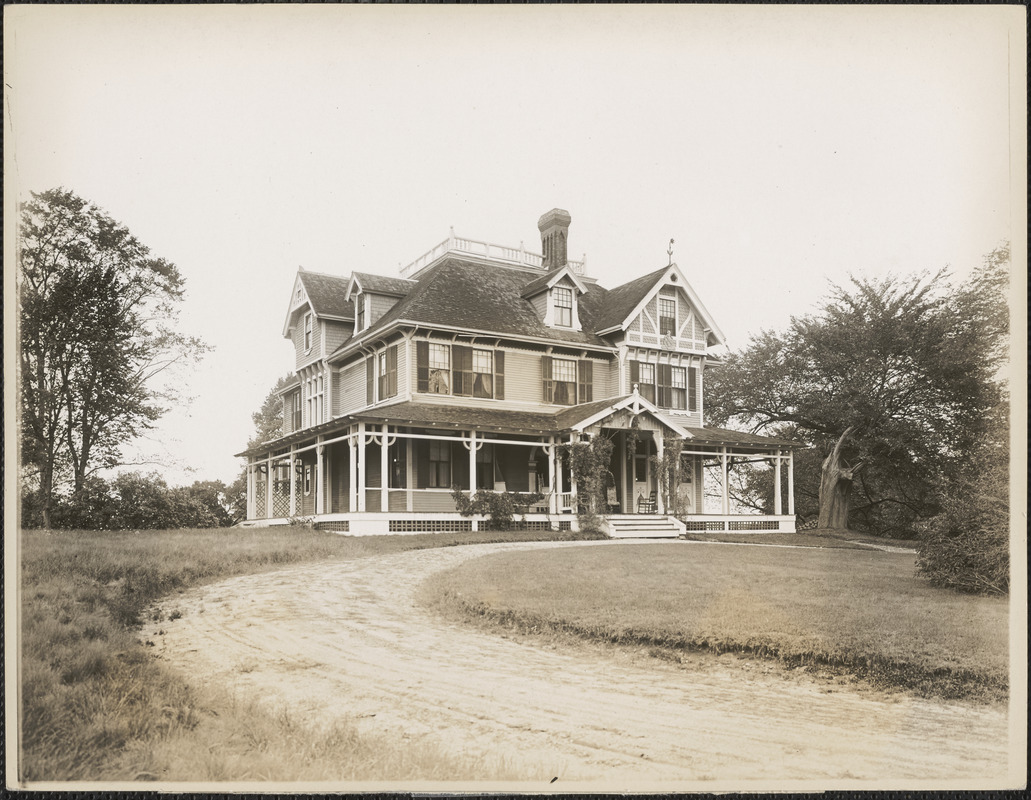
[5,5,1024,486]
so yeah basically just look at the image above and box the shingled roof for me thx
[332,257,614,359]
[351,271,416,297]
[589,265,668,333]
[299,270,354,320]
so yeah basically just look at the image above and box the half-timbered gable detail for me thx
[240,208,797,536]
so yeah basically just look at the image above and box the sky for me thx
[4,5,1025,487]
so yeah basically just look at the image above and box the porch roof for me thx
[352,401,557,433]
[681,425,798,449]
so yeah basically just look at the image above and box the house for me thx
[237,209,797,536]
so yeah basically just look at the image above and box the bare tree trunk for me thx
[818,427,860,530]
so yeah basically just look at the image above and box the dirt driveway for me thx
[155,539,1012,788]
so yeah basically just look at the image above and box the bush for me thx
[450,487,544,530]
[916,449,1009,595]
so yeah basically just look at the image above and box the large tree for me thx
[705,247,1008,536]
[19,188,207,527]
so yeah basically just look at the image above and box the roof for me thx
[681,425,798,448]
[589,266,668,333]
[351,272,416,297]
[331,257,614,359]
[298,271,355,320]
[518,265,588,299]
[353,401,557,433]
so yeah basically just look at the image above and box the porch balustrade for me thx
[399,234,585,278]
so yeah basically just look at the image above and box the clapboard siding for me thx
[336,359,366,414]
[293,312,322,370]
[324,320,353,355]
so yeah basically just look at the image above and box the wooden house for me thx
[238,209,797,536]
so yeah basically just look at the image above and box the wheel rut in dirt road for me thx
[155,539,1010,787]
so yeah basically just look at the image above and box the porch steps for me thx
[605,514,685,539]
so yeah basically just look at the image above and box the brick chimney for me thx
[538,208,571,271]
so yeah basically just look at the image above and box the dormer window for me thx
[554,287,573,327]
[303,313,313,351]
[356,294,365,332]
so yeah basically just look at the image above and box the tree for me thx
[19,188,207,527]
[706,248,1008,536]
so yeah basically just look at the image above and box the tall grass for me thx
[421,542,1008,702]
[18,526,600,782]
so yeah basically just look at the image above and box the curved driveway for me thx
[155,540,1011,789]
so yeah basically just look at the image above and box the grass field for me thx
[422,541,1008,702]
[680,529,920,549]
[17,525,602,782]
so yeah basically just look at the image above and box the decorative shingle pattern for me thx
[299,271,355,320]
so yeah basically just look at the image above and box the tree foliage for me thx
[705,247,1009,537]
[248,373,296,449]
[19,188,208,527]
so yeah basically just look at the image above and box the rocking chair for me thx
[637,491,657,514]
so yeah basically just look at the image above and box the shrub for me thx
[916,441,1009,595]
[450,487,544,530]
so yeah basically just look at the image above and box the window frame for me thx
[659,296,677,337]
[553,286,573,327]
[303,312,313,351]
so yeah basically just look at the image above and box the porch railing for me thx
[679,514,796,533]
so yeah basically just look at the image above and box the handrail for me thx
[400,235,585,278]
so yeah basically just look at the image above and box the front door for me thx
[634,453,650,512]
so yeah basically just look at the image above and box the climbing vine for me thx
[563,434,615,532]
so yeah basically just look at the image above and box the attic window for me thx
[553,287,573,327]
[356,294,365,331]
[659,297,676,336]
[303,313,313,351]
[295,285,302,302]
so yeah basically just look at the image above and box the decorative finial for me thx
[667,238,675,266]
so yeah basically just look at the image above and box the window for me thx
[476,444,494,488]
[416,342,504,400]
[303,313,313,351]
[551,358,576,405]
[472,349,493,398]
[553,286,573,327]
[659,296,676,336]
[304,465,312,495]
[289,391,301,431]
[428,440,451,488]
[635,362,656,403]
[306,373,324,425]
[670,366,687,410]
[355,294,365,332]
[368,346,398,405]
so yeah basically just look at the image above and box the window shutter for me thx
[541,355,553,403]
[387,345,398,398]
[494,350,505,400]
[629,360,639,393]
[688,366,698,412]
[416,341,429,392]
[366,357,375,405]
[452,344,471,396]
[657,363,672,408]
[577,360,593,404]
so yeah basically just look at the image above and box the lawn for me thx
[421,541,1008,702]
[17,525,603,782]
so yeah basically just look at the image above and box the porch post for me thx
[548,437,558,513]
[381,423,389,513]
[357,422,367,512]
[265,456,274,519]
[773,449,782,515]
[569,432,579,510]
[656,434,666,514]
[788,449,795,515]
[315,442,325,515]
[406,431,414,512]
[720,447,730,515]
[246,464,255,519]
[555,439,564,512]
[348,432,358,513]
[468,429,477,498]
[289,449,297,517]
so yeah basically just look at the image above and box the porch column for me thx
[406,433,414,512]
[357,422,367,512]
[720,447,730,515]
[315,443,325,515]
[555,440,564,511]
[548,438,558,513]
[246,464,255,519]
[289,449,297,517]
[468,429,477,498]
[381,424,389,513]
[569,432,579,509]
[348,433,358,513]
[656,434,666,514]
[265,456,274,519]
[773,449,782,515]
[788,449,795,515]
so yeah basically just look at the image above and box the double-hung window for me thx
[355,295,365,332]
[428,440,451,488]
[416,342,505,399]
[637,362,656,403]
[303,313,313,351]
[428,344,450,393]
[551,358,576,405]
[472,349,493,398]
[553,287,573,327]
[670,366,687,410]
[367,346,398,405]
[659,297,676,336]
